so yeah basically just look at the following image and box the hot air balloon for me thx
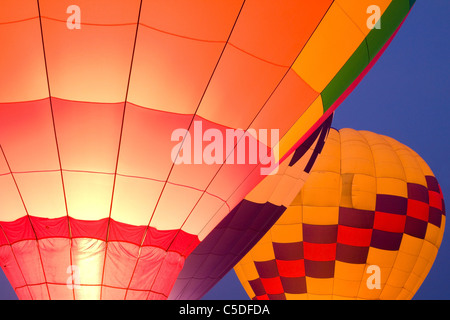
[234,128,446,300]
[0,0,414,300]
[171,0,417,300]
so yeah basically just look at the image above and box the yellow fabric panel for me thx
[236,258,259,283]
[403,272,422,295]
[334,261,366,281]
[332,294,355,300]
[269,223,302,243]
[350,173,377,211]
[396,288,414,300]
[307,294,333,300]
[410,255,429,280]
[332,278,361,298]
[302,205,339,225]
[386,266,413,288]
[385,136,428,186]
[278,96,323,159]
[425,224,442,246]
[376,177,407,198]
[306,277,334,295]
[361,132,407,181]
[418,240,438,264]
[291,3,365,92]
[275,206,302,225]
[249,233,275,262]
[339,129,376,176]
[336,0,392,35]
[399,234,424,257]
[284,293,308,300]
[378,284,402,300]
[357,280,382,300]
[301,171,341,207]
[367,247,398,267]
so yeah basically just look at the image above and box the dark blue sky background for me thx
[204,0,450,300]
[0,0,448,300]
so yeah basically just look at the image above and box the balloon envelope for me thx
[234,128,446,300]
[0,0,415,299]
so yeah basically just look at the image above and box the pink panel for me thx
[0,99,59,172]
[52,98,125,173]
[117,103,192,180]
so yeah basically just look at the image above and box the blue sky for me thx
[0,0,449,300]
[204,0,450,300]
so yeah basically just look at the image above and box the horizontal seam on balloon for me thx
[4,168,230,211]
[1,16,290,68]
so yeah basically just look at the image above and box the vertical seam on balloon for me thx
[36,0,73,300]
[0,221,32,299]
[0,144,50,299]
[98,0,144,301]
[122,0,249,300]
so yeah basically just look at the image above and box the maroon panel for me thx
[249,278,266,297]
[404,216,428,239]
[370,229,403,251]
[255,260,279,278]
[338,207,374,229]
[428,207,443,228]
[304,260,335,278]
[335,243,369,264]
[407,183,429,203]
[280,276,306,294]
[425,176,440,193]
[273,242,303,261]
[302,224,337,244]
[375,194,408,215]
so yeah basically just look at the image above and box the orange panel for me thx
[230,0,333,66]
[197,45,288,129]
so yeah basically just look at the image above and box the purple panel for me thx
[335,243,369,264]
[304,260,335,278]
[407,183,429,203]
[255,260,279,278]
[404,216,428,239]
[375,194,408,215]
[339,207,375,228]
[273,242,303,261]
[428,207,443,227]
[303,224,338,244]
[280,276,307,294]
[370,229,403,250]
[426,176,440,192]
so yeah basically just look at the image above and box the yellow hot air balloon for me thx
[234,128,445,300]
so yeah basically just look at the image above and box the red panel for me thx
[429,190,443,210]
[260,277,284,295]
[337,225,372,247]
[276,259,305,278]
[407,199,429,222]
[373,212,406,233]
[303,242,336,261]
